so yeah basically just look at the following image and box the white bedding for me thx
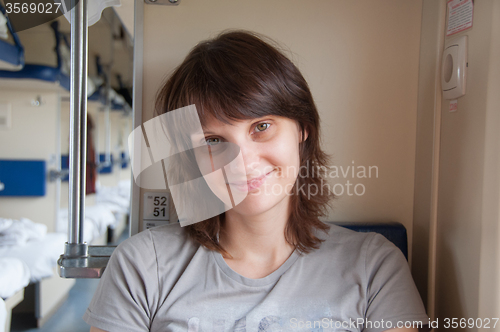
[0,257,30,299]
[56,181,131,241]
[95,180,131,213]
[0,218,47,247]
[95,202,126,229]
[0,233,66,282]
[58,205,116,243]
[57,210,96,243]
[96,195,129,214]
[94,180,131,229]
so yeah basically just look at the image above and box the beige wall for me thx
[137,0,423,262]
[478,0,500,323]
[0,86,60,231]
[18,23,57,67]
[412,0,447,313]
[415,0,500,327]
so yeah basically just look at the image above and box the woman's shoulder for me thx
[112,223,197,262]
[322,223,397,245]
[314,223,403,263]
[319,223,374,247]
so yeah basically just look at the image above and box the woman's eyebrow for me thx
[201,128,216,135]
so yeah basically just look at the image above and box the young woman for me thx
[85,31,428,332]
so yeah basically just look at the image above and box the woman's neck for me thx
[218,197,295,278]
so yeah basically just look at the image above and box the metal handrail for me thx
[68,0,87,246]
[58,0,116,279]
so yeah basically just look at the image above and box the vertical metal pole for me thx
[105,14,114,167]
[130,0,144,236]
[68,0,88,245]
[59,0,120,278]
[104,74,111,166]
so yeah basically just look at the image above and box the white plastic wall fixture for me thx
[442,35,468,100]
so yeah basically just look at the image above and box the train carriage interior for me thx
[0,0,500,331]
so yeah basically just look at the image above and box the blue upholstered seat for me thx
[330,222,408,260]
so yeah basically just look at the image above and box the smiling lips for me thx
[228,171,274,191]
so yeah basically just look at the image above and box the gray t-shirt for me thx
[83,223,428,332]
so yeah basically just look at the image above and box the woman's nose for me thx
[229,141,260,177]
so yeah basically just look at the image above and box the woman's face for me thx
[191,114,305,219]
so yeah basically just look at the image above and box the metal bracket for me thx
[97,160,114,171]
[144,0,180,5]
[58,243,116,278]
[48,169,69,182]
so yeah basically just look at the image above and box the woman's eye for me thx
[206,137,221,145]
[255,123,270,132]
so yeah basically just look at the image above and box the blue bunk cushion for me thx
[111,96,126,111]
[330,221,408,260]
[88,89,104,103]
[0,64,70,90]
[0,38,24,69]
[61,155,69,182]
[120,152,128,169]
[99,154,114,174]
[0,160,46,196]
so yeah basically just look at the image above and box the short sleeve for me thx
[364,233,429,332]
[83,230,159,332]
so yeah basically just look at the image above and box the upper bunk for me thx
[0,19,70,90]
[0,2,24,71]
[0,6,133,112]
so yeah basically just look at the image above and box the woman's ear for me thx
[301,129,309,143]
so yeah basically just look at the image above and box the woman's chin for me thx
[229,189,289,218]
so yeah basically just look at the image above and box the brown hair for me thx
[155,30,333,256]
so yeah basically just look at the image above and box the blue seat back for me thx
[330,222,408,260]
